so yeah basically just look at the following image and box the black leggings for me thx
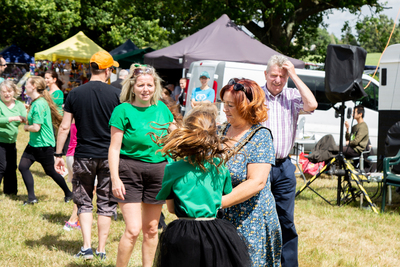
[19,145,72,201]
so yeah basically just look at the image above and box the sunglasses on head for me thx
[228,78,252,101]
[133,64,153,77]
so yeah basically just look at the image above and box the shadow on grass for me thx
[42,211,67,224]
[295,181,389,211]
[25,233,80,255]
[65,260,118,267]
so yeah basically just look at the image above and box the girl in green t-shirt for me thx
[153,104,251,267]
[19,76,73,205]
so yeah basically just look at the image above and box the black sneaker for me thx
[74,247,93,260]
[95,250,106,260]
[64,193,73,203]
[23,198,38,205]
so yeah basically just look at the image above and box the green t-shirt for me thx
[109,101,173,163]
[0,100,27,143]
[27,97,55,147]
[51,90,64,115]
[156,158,232,218]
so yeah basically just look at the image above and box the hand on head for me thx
[281,61,295,76]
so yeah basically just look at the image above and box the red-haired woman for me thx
[219,78,282,267]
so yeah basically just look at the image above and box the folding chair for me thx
[381,149,400,212]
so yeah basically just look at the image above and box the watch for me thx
[54,152,64,158]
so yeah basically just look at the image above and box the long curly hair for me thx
[27,76,63,129]
[154,103,230,172]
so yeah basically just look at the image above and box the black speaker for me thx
[325,45,368,104]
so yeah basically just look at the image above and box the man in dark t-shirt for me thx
[55,51,120,260]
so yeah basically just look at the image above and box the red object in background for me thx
[212,80,218,102]
[182,79,189,107]
[299,152,325,176]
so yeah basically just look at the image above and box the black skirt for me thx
[155,218,251,267]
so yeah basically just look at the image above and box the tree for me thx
[341,21,359,46]
[0,0,81,55]
[0,0,169,56]
[302,28,337,63]
[137,0,384,59]
[355,14,400,53]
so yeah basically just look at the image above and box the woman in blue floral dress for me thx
[220,78,282,267]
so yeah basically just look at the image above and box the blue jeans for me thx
[270,157,298,267]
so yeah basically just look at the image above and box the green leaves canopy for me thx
[0,0,169,55]
[0,0,385,59]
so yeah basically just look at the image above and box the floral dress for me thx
[222,124,282,267]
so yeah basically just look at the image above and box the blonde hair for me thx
[27,76,63,128]
[120,64,162,105]
[0,80,21,97]
[153,103,230,172]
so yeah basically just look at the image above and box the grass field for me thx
[1,126,400,266]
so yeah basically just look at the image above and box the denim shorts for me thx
[72,157,117,216]
[110,156,167,204]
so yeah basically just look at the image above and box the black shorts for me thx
[21,144,55,166]
[110,156,167,204]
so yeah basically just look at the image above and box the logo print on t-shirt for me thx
[195,94,207,101]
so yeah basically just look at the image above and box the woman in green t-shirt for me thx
[108,64,173,267]
[0,80,27,195]
[19,76,73,205]
[45,70,64,114]
[153,104,250,267]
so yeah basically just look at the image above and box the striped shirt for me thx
[261,84,306,159]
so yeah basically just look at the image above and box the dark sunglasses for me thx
[133,64,154,77]
[228,78,252,101]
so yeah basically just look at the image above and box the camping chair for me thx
[346,140,373,174]
[381,149,400,212]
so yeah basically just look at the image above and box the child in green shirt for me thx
[154,104,250,267]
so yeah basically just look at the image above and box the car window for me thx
[288,75,331,110]
[358,79,379,111]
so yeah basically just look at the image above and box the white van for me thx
[183,60,380,151]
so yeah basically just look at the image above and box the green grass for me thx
[366,53,382,66]
[1,126,400,266]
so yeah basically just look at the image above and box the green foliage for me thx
[143,0,383,58]
[341,21,359,46]
[355,14,400,53]
[0,0,170,56]
[301,28,337,63]
[0,0,386,60]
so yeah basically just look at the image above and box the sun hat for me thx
[90,51,119,69]
[199,71,210,79]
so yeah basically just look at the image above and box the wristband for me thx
[54,152,64,158]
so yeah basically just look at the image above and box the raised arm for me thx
[283,61,318,112]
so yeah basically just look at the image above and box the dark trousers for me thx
[19,145,72,201]
[0,142,18,195]
[343,146,360,158]
[270,157,298,267]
